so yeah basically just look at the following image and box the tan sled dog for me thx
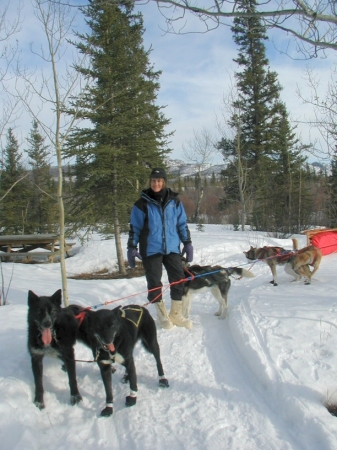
[284,245,322,285]
[244,238,298,286]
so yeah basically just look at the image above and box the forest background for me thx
[1,0,337,282]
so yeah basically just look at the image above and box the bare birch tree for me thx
[216,75,251,231]
[296,66,337,157]
[183,127,215,223]
[12,0,88,306]
[0,1,22,171]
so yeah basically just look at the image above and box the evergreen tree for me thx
[26,120,57,233]
[0,129,29,234]
[231,0,282,173]
[65,0,171,272]
[258,103,313,234]
[218,0,309,234]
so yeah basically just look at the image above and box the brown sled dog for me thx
[284,245,322,285]
[244,238,298,286]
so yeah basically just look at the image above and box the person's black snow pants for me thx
[142,253,185,303]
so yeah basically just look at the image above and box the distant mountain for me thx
[166,159,226,179]
[166,158,329,179]
[48,159,227,181]
[48,158,329,182]
[311,161,328,172]
[49,165,74,182]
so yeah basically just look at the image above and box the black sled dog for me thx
[181,263,254,319]
[66,304,169,417]
[27,289,82,409]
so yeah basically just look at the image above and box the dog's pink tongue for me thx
[42,328,52,346]
[108,343,115,352]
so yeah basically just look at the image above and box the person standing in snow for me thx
[127,167,194,329]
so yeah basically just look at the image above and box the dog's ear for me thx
[50,289,62,307]
[28,290,39,307]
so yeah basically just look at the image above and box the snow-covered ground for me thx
[1,224,337,450]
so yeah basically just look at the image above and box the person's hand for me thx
[127,248,142,268]
[182,243,193,263]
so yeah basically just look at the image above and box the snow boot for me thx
[154,301,173,330]
[169,300,193,329]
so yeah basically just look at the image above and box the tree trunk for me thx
[113,207,126,275]
[112,162,126,276]
[56,144,69,306]
[194,185,203,223]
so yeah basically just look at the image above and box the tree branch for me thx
[141,0,337,53]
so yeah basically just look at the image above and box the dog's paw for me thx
[100,406,113,417]
[125,396,137,407]
[159,378,169,388]
[121,373,129,384]
[70,394,83,405]
[111,365,117,374]
[34,400,45,410]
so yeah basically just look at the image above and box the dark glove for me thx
[182,243,193,263]
[127,248,142,268]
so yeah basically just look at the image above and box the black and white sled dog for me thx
[65,304,169,417]
[181,262,254,319]
[27,289,83,410]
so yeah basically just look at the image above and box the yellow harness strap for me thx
[120,306,143,328]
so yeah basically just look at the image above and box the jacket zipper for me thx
[143,193,170,255]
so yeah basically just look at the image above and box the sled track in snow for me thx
[222,286,336,450]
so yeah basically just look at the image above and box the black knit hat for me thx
[149,167,167,181]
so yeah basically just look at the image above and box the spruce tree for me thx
[26,120,57,234]
[65,0,171,273]
[231,0,282,173]
[218,0,309,234]
[0,129,29,234]
[267,104,314,234]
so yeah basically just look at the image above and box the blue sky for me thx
[138,2,335,163]
[2,0,335,166]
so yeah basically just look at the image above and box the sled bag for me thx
[311,231,337,256]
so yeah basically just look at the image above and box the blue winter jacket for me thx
[128,188,191,258]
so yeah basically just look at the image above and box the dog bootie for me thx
[169,300,193,329]
[155,301,173,329]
